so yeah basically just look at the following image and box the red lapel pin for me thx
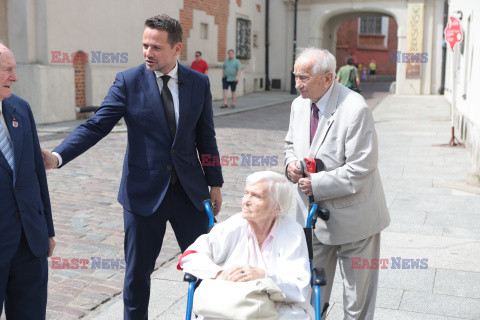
[12,115,18,128]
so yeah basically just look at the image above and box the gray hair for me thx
[296,47,336,78]
[246,171,293,216]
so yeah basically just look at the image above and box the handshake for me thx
[40,148,59,170]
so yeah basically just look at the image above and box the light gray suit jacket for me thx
[284,81,390,245]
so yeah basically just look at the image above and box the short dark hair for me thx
[346,56,353,65]
[195,51,202,55]
[144,14,182,47]
[228,49,234,54]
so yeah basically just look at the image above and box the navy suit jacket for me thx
[0,95,54,265]
[54,63,223,216]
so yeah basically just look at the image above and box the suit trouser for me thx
[0,229,48,320]
[122,183,209,320]
[312,233,380,320]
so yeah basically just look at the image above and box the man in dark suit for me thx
[41,15,223,319]
[0,43,55,319]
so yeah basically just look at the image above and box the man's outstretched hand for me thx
[210,186,222,216]
[41,148,59,170]
[47,237,56,257]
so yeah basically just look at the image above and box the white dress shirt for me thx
[311,82,334,121]
[0,102,12,142]
[154,62,180,127]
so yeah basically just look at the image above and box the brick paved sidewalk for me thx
[1,86,391,319]
[15,91,295,320]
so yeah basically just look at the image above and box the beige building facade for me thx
[2,0,479,178]
[444,0,480,179]
[2,0,266,124]
[269,0,445,95]
[2,0,448,124]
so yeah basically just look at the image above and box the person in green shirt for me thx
[336,56,360,91]
[220,49,242,108]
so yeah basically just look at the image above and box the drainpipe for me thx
[290,0,298,94]
[439,0,448,94]
[265,0,270,90]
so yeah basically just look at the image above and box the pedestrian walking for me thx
[191,51,209,75]
[336,56,361,93]
[369,59,376,83]
[220,49,242,109]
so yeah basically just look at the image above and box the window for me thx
[360,17,382,34]
[236,18,251,59]
[200,23,208,40]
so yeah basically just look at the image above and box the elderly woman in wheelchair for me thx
[178,171,314,319]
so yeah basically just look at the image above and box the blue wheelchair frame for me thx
[305,202,328,320]
[183,200,328,320]
[184,200,215,320]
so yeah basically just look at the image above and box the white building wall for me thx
[445,0,480,177]
[269,0,444,95]
[269,1,291,91]
[8,0,265,123]
[222,0,266,98]
[0,0,8,46]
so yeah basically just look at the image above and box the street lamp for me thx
[290,0,298,94]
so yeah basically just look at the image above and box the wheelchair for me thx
[183,200,328,320]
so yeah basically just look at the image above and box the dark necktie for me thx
[310,103,319,144]
[160,75,178,184]
[161,75,176,140]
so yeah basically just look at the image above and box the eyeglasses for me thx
[195,54,200,57]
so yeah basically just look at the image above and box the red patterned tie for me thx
[310,103,319,144]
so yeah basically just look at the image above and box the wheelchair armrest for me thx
[183,272,198,282]
[312,267,327,286]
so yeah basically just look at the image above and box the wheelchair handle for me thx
[307,202,330,228]
[306,203,318,228]
[202,199,215,228]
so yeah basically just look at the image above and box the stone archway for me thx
[283,1,444,95]
[334,14,398,78]
[310,7,406,92]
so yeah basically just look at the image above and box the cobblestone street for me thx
[4,83,421,320]
[36,95,309,319]
[4,83,479,319]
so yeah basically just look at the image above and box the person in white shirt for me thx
[178,171,314,320]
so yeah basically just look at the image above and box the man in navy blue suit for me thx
[42,15,224,319]
[0,43,55,319]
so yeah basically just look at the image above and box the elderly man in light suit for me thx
[284,48,390,320]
